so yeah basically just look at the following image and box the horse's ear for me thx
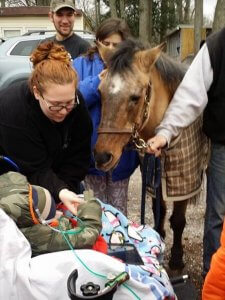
[95,40,115,65]
[135,42,166,73]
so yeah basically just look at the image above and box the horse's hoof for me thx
[166,267,183,278]
[168,259,185,271]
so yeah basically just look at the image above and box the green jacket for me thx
[0,172,102,256]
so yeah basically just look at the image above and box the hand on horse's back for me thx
[146,135,167,157]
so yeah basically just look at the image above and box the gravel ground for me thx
[127,168,205,300]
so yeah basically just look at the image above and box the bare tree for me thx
[4,0,47,6]
[77,0,96,30]
[160,0,168,42]
[109,0,117,18]
[175,0,183,23]
[0,0,6,7]
[212,0,225,33]
[36,0,50,5]
[194,0,203,54]
[183,0,191,23]
[94,0,101,27]
[120,0,125,19]
[139,0,152,43]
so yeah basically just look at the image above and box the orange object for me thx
[28,184,39,225]
[49,219,59,227]
[92,235,108,254]
[202,219,225,299]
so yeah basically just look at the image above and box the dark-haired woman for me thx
[73,18,139,215]
[0,41,92,215]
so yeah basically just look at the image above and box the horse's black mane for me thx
[109,38,187,94]
[156,52,187,93]
[109,39,146,74]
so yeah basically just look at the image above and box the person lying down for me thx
[0,172,176,299]
[0,171,103,256]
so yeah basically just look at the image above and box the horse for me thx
[94,39,209,271]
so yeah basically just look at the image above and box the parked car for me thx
[0,30,94,91]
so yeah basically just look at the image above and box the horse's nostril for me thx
[94,151,112,165]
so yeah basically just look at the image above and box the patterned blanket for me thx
[0,203,176,300]
[63,199,176,300]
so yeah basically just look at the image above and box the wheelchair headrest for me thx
[0,156,19,176]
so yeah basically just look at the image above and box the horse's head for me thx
[94,39,185,171]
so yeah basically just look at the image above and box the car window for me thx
[10,40,41,56]
[85,38,95,45]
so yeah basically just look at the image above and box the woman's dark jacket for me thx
[0,81,92,201]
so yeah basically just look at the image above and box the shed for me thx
[165,24,212,63]
[0,6,92,39]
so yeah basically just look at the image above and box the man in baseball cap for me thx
[46,0,89,59]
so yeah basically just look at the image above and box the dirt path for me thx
[128,168,205,299]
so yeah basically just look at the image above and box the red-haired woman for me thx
[0,41,92,215]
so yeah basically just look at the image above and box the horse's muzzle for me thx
[94,150,113,170]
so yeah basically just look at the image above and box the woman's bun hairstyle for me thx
[29,41,77,95]
[30,41,71,67]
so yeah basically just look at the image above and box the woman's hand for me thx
[146,135,168,157]
[59,189,84,215]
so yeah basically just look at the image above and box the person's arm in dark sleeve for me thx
[55,92,93,192]
[0,124,69,201]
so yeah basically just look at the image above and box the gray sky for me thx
[204,0,217,19]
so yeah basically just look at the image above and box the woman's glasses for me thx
[41,93,79,112]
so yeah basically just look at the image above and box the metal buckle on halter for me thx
[133,138,147,150]
[129,83,152,151]
[131,126,148,151]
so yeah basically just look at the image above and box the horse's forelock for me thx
[109,39,146,75]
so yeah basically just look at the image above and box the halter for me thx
[98,83,152,151]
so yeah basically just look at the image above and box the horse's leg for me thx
[169,200,188,270]
[152,188,166,239]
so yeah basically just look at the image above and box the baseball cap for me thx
[50,0,75,12]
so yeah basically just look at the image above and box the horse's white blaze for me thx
[110,74,124,94]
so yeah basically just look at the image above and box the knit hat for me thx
[31,185,56,221]
[50,0,75,12]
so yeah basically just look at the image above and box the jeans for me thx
[203,143,225,276]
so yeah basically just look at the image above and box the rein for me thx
[98,83,152,152]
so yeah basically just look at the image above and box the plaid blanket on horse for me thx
[148,116,209,202]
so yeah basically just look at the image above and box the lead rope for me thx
[141,153,161,230]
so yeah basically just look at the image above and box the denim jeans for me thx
[203,143,225,276]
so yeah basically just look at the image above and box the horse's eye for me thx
[130,95,140,103]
